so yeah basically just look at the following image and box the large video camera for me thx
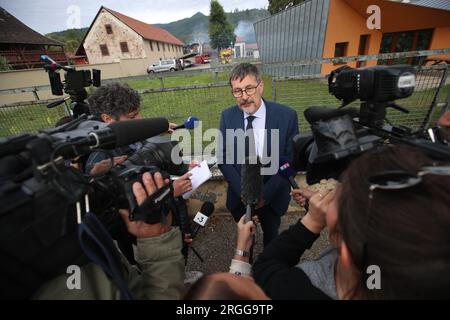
[41,55,101,118]
[0,117,188,298]
[292,65,450,184]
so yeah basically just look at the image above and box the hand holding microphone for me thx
[236,215,256,253]
[279,155,312,210]
[290,188,314,207]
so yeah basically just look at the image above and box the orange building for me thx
[254,0,450,76]
[321,0,450,74]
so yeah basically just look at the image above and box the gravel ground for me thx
[185,210,330,276]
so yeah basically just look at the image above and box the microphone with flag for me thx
[278,155,310,211]
[278,155,299,189]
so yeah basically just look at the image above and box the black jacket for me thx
[253,221,332,300]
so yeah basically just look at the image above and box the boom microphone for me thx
[191,201,215,238]
[173,116,199,130]
[55,118,169,158]
[278,155,299,189]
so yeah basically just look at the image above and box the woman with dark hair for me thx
[253,145,450,299]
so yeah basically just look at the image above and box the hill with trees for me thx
[45,8,269,53]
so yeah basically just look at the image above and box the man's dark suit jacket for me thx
[218,100,299,219]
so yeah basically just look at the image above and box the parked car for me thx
[147,59,178,73]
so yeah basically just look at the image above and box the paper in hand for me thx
[182,160,212,199]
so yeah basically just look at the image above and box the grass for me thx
[126,72,230,90]
[0,72,448,147]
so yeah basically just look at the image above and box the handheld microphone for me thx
[40,55,58,69]
[279,156,310,211]
[191,201,215,238]
[241,158,263,222]
[278,155,299,189]
[56,118,169,158]
[173,116,199,130]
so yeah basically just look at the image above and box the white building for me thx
[75,6,184,65]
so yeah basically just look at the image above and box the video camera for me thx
[0,117,188,298]
[292,65,450,184]
[41,55,101,118]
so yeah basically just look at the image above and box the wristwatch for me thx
[235,249,250,257]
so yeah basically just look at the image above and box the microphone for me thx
[191,201,215,238]
[279,156,310,211]
[278,155,299,189]
[173,116,199,130]
[241,158,263,222]
[40,55,58,69]
[57,118,169,158]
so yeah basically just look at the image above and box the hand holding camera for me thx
[119,171,172,238]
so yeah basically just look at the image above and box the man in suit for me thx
[218,63,299,246]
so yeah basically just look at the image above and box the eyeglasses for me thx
[231,81,261,98]
[358,165,450,270]
[368,166,450,196]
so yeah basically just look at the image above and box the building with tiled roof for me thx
[0,7,67,69]
[75,6,184,65]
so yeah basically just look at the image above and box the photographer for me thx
[33,171,185,300]
[253,145,450,299]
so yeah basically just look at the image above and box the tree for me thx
[209,0,235,50]
[0,56,12,71]
[268,0,305,14]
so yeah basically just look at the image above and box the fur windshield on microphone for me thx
[241,157,263,206]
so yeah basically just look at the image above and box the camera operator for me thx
[33,171,185,300]
[84,82,193,196]
[252,145,450,299]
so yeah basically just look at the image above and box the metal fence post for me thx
[214,71,219,82]
[271,78,277,102]
[421,65,449,130]
[159,77,164,90]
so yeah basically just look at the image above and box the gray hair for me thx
[229,63,262,86]
[87,82,140,119]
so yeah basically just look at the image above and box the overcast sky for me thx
[0,0,268,34]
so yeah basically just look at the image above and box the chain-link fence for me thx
[1,60,449,150]
[273,64,450,132]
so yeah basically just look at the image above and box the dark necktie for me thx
[245,116,256,158]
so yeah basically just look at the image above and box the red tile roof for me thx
[235,36,246,43]
[105,7,184,46]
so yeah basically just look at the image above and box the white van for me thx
[147,59,177,73]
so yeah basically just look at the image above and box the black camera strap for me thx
[78,211,134,300]
[130,184,172,223]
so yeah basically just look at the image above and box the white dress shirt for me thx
[244,100,266,159]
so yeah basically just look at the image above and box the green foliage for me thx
[46,28,87,53]
[0,56,12,71]
[155,12,209,45]
[268,0,305,14]
[44,9,269,50]
[208,0,236,50]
